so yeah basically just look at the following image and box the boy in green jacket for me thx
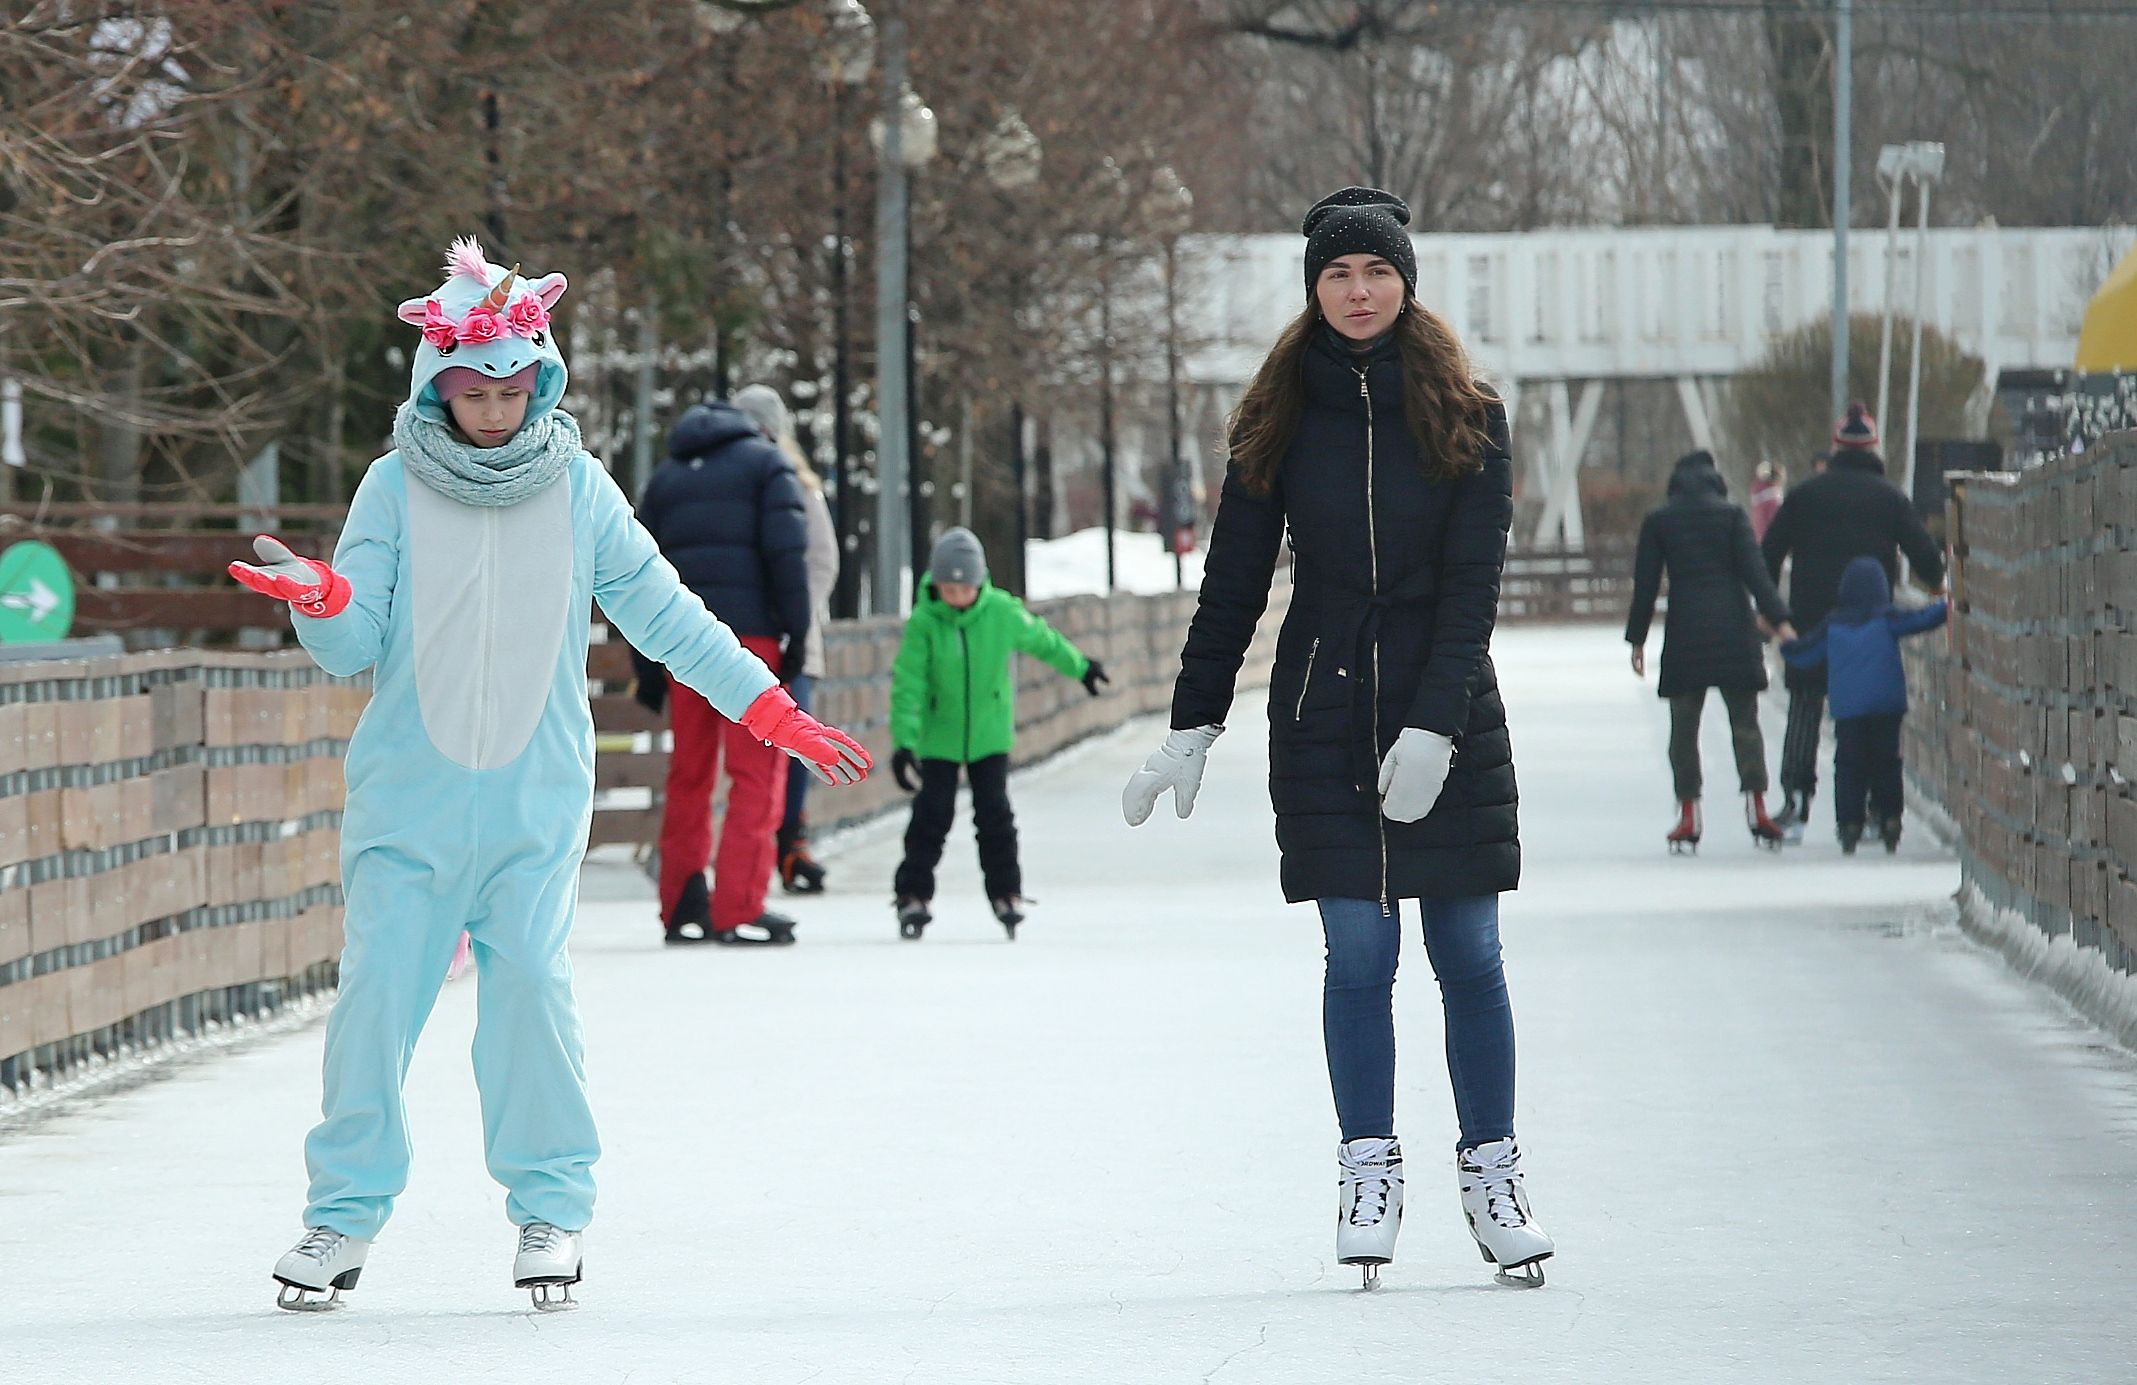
[891,528,1106,938]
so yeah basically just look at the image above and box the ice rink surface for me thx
[4,624,2135,1384]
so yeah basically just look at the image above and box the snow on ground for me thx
[1024,526,1202,600]
[4,624,2136,1384]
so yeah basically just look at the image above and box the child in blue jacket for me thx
[1781,556,1947,853]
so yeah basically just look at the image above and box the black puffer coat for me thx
[1172,331,1518,904]
[1623,452,1790,698]
[1760,447,1945,630]
[1759,447,1945,695]
[636,402,811,641]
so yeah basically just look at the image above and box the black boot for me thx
[1879,816,1903,854]
[991,896,1027,939]
[1837,821,1864,855]
[778,820,827,895]
[664,873,715,945]
[896,897,931,940]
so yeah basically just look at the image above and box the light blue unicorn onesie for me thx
[253,240,784,1305]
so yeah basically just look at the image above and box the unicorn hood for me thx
[396,237,569,426]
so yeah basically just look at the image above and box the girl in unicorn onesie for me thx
[231,238,872,1312]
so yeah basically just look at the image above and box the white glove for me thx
[1377,728,1454,824]
[1122,725,1224,826]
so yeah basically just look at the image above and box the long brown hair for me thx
[1226,298,1496,497]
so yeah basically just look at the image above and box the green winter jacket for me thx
[891,576,1090,763]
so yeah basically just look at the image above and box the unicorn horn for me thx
[480,264,521,314]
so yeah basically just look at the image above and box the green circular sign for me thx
[0,540,75,643]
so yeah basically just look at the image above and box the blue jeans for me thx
[1319,895,1516,1150]
[781,673,813,838]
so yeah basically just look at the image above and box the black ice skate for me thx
[991,896,1027,939]
[714,910,798,946]
[1774,792,1812,846]
[778,821,827,895]
[896,896,932,940]
[1879,816,1903,853]
[663,873,716,945]
[1838,821,1864,855]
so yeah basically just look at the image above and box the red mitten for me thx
[739,686,873,786]
[228,535,351,619]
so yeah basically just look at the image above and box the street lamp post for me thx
[1900,142,1944,502]
[1830,0,1854,429]
[1145,167,1194,590]
[1873,139,1944,500]
[981,111,1042,594]
[819,0,874,619]
[1875,143,1907,436]
[870,61,936,615]
[1093,158,1127,594]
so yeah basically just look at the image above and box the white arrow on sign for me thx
[0,576,61,623]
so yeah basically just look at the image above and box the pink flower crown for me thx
[396,238,569,351]
[415,285,551,350]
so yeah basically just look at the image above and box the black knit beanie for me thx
[1302,187,1417,297]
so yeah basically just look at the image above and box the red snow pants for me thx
[657,634,789,929]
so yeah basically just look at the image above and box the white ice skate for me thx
[272,1227,370,1311]
[513,1221,583,1311]
[1336,1137,1404,1289]
[1457,1138,1553,1287]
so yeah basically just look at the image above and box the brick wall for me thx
[1906,432,2137,1045]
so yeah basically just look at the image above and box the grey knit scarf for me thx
[393,401,581,507]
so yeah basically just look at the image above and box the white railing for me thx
[1181,224,2132,386]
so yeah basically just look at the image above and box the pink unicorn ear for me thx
[528,273,568,310]
[396,297,432,325]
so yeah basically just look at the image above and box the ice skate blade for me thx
[1358,1263,1382,1290]
[525,1281,579,1312]
[1667,840,1699,855]
[1494,1260,1548,1289]
[274,1275,355,1312]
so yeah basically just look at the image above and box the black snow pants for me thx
[894,755,1020,902]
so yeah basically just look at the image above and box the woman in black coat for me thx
[1122,187,1551,1289]
[1624,450,1796,852]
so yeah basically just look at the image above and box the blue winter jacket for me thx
[636,402,812,642]
[1781,557,1947,720]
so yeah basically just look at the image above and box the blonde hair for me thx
[780,436,823,493]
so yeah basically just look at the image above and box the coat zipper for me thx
[1295,637,1321,722]
[959,627,973,763]
[1359,366,1390,918]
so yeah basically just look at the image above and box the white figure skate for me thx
[1457,1138,1554,1287]
[272,1227,370,1311]
[1336,1137,1404,1289]
[514,1221,583,1311]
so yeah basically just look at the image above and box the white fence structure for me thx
[1176,225,2131,544]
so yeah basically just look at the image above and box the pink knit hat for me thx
[435,364,538,401]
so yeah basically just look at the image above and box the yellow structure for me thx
[2076,243,2137,372]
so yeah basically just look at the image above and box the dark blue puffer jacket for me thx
[1781,557,1948,719]
[635,402,812,644]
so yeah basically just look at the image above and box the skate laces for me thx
[1338,1140,1402,1227]
[292,1227,343,1263]
[1460,1142,1529,1230]
[519,1222,567,1256]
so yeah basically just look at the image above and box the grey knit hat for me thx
[733,383,793,443]
[1302,186,1417,297]
[930,526,988,587]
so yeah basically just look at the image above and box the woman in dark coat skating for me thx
[1623,450,1797,852]
[1122,186,1551,1289]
